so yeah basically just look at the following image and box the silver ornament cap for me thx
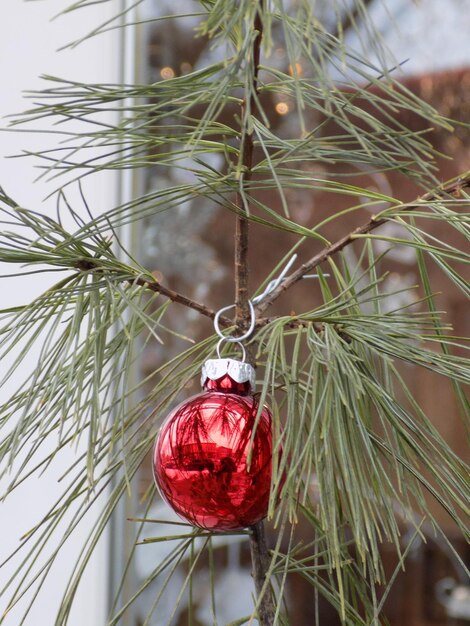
[201,358,256,389]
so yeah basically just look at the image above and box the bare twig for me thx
[249,522,276,625]
[133,275,232,326]
[254,173,470,316]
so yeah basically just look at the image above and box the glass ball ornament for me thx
[153,358,274,531]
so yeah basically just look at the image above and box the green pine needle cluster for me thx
[0,1,468,625]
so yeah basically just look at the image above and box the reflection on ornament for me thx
[153,359,274,531]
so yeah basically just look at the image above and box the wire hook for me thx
[213,300,256,344]
[212,253,329,356]
[252,253,298,305]
[251,253,328,305]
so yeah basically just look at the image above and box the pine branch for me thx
[73,170,470,335]
[133,275,230,326]
[255,173,470,315]
[234,7,263,324]
[230,4,277,625]
[75,259,233,327]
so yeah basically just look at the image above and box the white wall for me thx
[0,1,123,624]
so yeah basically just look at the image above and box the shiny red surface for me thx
[153,382,273,531]
[203,373,252,395]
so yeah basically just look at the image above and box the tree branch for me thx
[234,8,263,324]
[249,521,276,625]
[133,275,232,326]
[76,260,233,327]
[255,173,470,316]
[76,173,470,336]
[232,4,277,626]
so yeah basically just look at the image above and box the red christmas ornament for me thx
[153,358,274,531]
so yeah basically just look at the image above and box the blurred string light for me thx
[288,62,303,76]
[160,66,175,79]
[275,101,290,115]
[180,62,192,74]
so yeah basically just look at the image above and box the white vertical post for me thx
[0,2,124,624]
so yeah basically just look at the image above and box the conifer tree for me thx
[0,1,469,625]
